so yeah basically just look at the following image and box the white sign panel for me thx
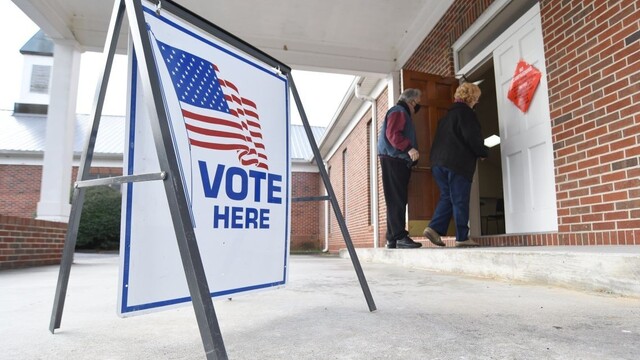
[118,1,290,316]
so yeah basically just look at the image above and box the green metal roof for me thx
[19,30,53,57]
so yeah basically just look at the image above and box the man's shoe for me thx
[455,239,480,247]
[423,227,446,247]
[396,237,422,249]
[386,240,396,249]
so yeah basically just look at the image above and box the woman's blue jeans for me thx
[428,166,472,242]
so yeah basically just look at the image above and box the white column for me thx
[36,40,81,222]
[387,71,400,106]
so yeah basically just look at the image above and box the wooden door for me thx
[402,70,457,236]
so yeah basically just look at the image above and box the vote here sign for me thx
[118,0,290,316]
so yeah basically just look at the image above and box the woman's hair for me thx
[398,88,422,103]
[454,82,481,105]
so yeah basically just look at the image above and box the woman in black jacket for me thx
[423,82,488,248]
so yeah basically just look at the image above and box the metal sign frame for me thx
[49,0,376,358]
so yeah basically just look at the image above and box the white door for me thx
[493,10,558,233]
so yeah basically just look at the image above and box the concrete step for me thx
[339,245,640,298]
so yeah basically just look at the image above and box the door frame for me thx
[453,2,542,78]
[451,2,550,236]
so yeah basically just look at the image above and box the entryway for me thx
[405,1,558,239]
[466,62,505,236]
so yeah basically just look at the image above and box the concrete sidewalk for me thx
[1,251,639,359]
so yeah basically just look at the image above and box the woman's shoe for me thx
[423,227,446,247]
[455,239,480,247]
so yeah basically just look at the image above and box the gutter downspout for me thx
[354,78,379,248]
[322,160,330,252]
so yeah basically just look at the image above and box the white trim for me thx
[324,79,386,161]
[452,0,512,51]
[453,2,541,76]
[0,152,44,166]
[291,162,320,173]
[12,0,76,40]
[0,152,122,167]
[325,103,367,161]
[388,71,400,108]
[3,154,321,173]
[316,79,358,152]
[265,44,394,75]
[79,158,122,168]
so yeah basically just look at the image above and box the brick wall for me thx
[0,165,42,218]
[0,215,66,269]
[324,88,391,252]
[325,108,374,252]
[402,0,640,246]
[0,164,123,219]
[404,0,495,75]
[291,171,321,250]
[2,163,320,253]
[541,0,640,245]
[375,88,390,248]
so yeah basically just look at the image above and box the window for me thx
[367,120,372,225]
[30,64,51,94]
[342,149,347,220]
[455,0,538,71]
[327,165,332,234]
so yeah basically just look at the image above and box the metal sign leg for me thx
[49,0,126,334]
[288,73,377,312]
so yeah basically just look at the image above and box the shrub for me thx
[76,186,122,250]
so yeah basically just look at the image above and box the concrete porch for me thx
[340,245,640,298]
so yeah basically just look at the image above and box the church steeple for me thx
[14,30,54,115]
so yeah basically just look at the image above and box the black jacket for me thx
[429,102,489,181]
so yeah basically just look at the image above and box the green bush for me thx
[76,186,122,250]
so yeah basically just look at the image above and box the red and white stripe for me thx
[179,64,269,170]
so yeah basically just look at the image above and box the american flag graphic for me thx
[156,40,269,170]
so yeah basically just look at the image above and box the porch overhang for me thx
[12,0,453,76]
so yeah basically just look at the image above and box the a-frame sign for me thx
[49,0,375,359]
[121,3,291,316]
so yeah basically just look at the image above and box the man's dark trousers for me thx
[380,156,411,241]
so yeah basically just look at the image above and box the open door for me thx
[493,9,557,233]
[402,70,457,236]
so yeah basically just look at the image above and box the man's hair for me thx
[398,88,422,102]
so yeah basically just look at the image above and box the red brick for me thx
[601,170,627,183]
[0,216,65,269]
[603,191,629,202]
[591,203,614,212]
[619,220,640,229]
[600,150,626,164]
[604,211,630,221]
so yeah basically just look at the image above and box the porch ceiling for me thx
[12,0,453,76]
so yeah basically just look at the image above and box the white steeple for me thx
[15,30,53,115]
